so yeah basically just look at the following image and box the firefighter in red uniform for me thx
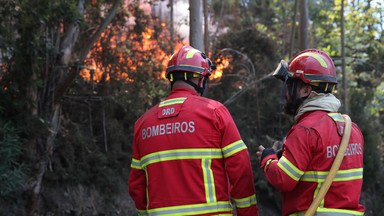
[256,49,365,216]
[129,46,259,216]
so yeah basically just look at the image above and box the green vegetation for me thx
[0,120,27,215]
[0,0,383,215]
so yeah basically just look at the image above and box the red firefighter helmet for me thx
[166,46,213,80]
[288,49,337,85]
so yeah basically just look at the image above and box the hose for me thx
[304,114,352,216]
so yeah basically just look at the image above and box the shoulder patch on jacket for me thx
[327,112,345,136]
[157,97,187,119]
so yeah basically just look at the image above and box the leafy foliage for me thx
[0,120,27,215]
[211,0,384,214]
[38,1,171,214]
[1,0,384,214]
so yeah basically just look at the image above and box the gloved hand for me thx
[256,141,280,164]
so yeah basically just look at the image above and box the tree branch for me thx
[54,0,121,103]
[80,0,121,62]
[223,72,273,106]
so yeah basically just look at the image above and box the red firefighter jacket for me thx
[260,110,365,216]
[129,88,259,216]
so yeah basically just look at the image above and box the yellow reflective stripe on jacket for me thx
[137,209,147,216]
[265,159,276,166]
[137,140,246,168]
[264,159,278,172]
[313,182,325,208]
[301,168,363,182]
[146,201,232,216]
[159,97,187,107]
[213,214,233,216]
[202,159,217,203]
[140,148,223,168]
[328,113,345,122]
[131,158,142,169]
[222,140,247,158]
[289,207,364,216]
[277,156,304,181]
[232,194,257,208]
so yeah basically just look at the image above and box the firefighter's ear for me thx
[300,84,312,97]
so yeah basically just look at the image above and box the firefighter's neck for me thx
[172,78,203,94]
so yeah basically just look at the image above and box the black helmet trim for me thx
[289,72,338,83]
[273,60,289,81]
[273,60,337,83]
[166,65,206,74]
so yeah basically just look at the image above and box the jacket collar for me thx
[295,91,341,122]
[169,87,198,97]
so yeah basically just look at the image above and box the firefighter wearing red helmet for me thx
[129,46,259,216]
[256,49,365,216]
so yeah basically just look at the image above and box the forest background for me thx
[0,0,383,215]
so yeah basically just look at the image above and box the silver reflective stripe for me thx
[141,149,223,167]
[291,209,364,216]
[301,168,363,182]
[222,140,247,158]
[139,141,246,168]
[147,202,232,216]
[313,212,360,216]
[137,209,147,216]
[131,159,142,169]
[232,194,257,208]
[277,157,303,181]
[301,172,327,182]
[203,159,216,203]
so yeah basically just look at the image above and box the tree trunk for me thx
[30,0,121,213]
[189,0,209,97]
[282,0,288,57]
[341,0,348,114]
[203,0,209,54]
[30,1,84,213]
[189,0,204,51]
[299,0,309,50]
[170,0,174,52]
[289,0,298,58]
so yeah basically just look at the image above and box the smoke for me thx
[151,0,191,42]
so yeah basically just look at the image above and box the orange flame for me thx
[211,56,231,80]
[81,23,181,83]
[81,2,223,83]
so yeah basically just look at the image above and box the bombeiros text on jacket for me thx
[142,121,195,140]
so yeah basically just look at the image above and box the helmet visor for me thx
[273,60,289,81]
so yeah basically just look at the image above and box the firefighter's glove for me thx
[260,148,277,163]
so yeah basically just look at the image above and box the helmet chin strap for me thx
[183,77,207,96]
[169,72,208,96]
